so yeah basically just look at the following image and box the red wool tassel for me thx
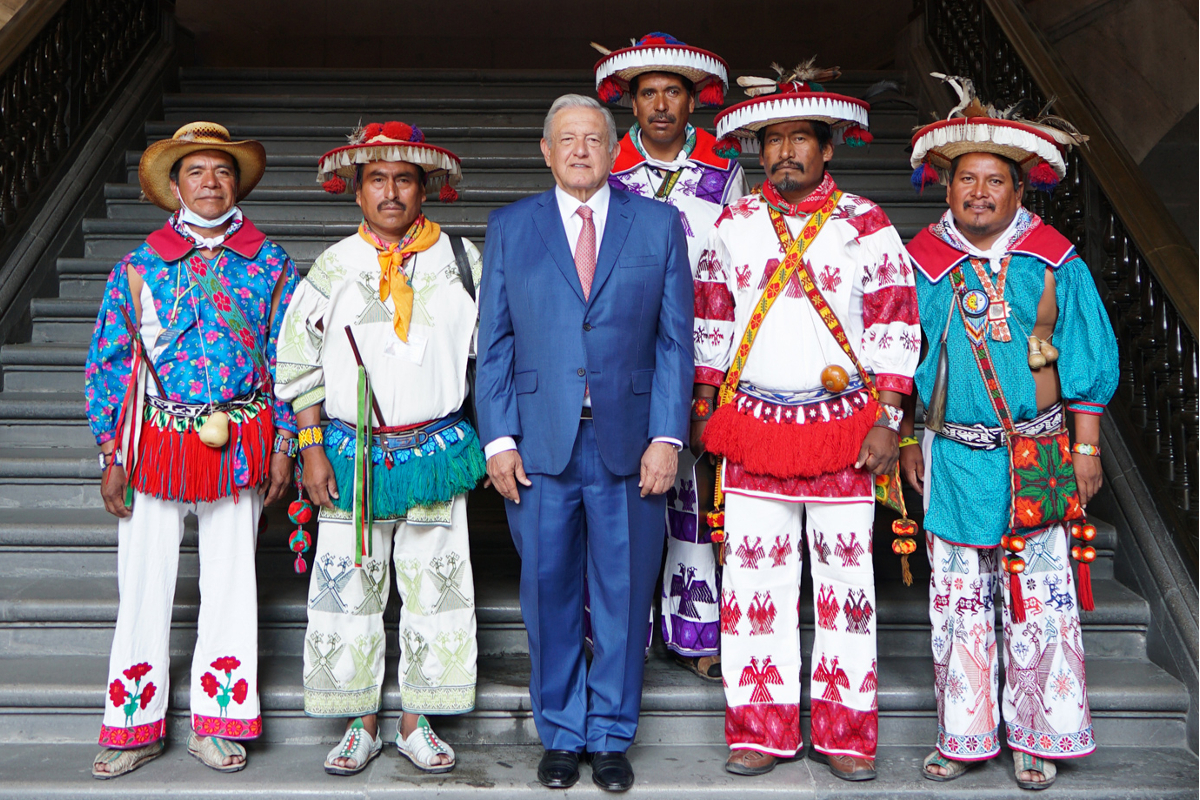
[1028,161,1060,192]
[597,77,623,104]
[713,135,742,159]
[697,81,724,107]
[911,163,939,193]
[439,183,459,203]
[843,125,874,147]
[1009,570,1027,623]
[1077,561,1095,611]
[322,175,346,194]
[702,397,878,479]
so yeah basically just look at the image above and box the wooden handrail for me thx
[985,0,1198,338]
[0,0,65,76]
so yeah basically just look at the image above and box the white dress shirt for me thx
[484,182,680,460]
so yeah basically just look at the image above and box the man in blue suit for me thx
[476,94,692,792]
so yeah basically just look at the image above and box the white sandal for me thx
[395,715,455,774]
[324,718,382,776]
[92,739,165,779]
[187,733,246,773]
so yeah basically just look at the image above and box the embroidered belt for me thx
[936,403,1063,450]
[146,392,264,419]
[329,410,464,453]
[738,377,866,407]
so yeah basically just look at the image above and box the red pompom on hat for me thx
[381,121,413,141]
[439,183,459,203]
[322,175,346,194]
[698,81,724,107]
[362,122,383,140]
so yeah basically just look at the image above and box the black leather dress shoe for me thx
[537,750,580,789]
[590,751,634,792]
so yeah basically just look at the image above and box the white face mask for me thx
[174,188,239,227]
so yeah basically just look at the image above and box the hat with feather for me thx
[909,74,1088,193]
[318,121,463,202]
[591,32,729,108]
[712,59,874,157]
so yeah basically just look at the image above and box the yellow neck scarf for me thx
[358,216,441,342]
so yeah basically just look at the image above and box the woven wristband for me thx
[874,403,903,433]
[1071,442,1100,457]
[273,433,299,459]
[297,425,324,451]
[899,435,919,448]
[691,397,714,421]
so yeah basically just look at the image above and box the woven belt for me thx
[937,403,1064,450]
[329,411,464,452]
[738,377,866,406]
[145,392,264,419]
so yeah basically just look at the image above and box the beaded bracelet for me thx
[1071,442,1100,458]
[691,397,714,421]
[297,425,324,451]
[898,436,919,449]
[273,433,299,459]
[873,402,903,433]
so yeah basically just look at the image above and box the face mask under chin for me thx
[175,191,239,228]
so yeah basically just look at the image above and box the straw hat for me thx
[138,122,266,211]
[591,32,729,108]
[318,121,462,201]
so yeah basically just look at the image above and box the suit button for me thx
[577,368,586,376]
[583,323,592,331]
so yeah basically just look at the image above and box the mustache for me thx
[769,160,806,175]
[377,200,407,213]
[962,199,996,212]
[648,113,677,125]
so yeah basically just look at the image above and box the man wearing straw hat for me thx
[901,77,1116,790]
[590,31,747,682]
[85,122,300,777]
[694,63,918,781]
[275,121,484,777]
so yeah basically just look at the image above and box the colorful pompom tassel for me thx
[1028,161,1059,192]
[911,163,939,193]
[288,465,313,574]
[1003,552,1027,623]
[891,518,919,587]
[439,183,459,203]
[844,125,874,147]
[697,81,724,107]
[1070,521,1097,611]
[322,175,346,194]
[713,135,741,159]
[409,124,424,143]
[597,77,623,104]
[362,122,383,141]
[382,121,413,141]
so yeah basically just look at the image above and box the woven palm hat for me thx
[713,60,872,154]
[909,74,1087,192]
[318,121,462,201]
[138,122,266,211]
[592,32,729,107]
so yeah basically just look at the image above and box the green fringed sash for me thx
[353,366,373,567]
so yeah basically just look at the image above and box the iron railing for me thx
[0,0,160,242]
[925,0,1198,563]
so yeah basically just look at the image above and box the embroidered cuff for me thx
[292,385,326,414]
[297,425,324,451]
[1066,401,1105,416]
[694,366,726,387]
[873,373,914,395]
[874,402,903,432]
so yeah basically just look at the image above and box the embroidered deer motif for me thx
[1044,575,1075,612]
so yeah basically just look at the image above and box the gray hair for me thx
[542,94,618,150]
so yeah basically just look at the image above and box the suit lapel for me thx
[588,190,631,305]
[532,190,585,304]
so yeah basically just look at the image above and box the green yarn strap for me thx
[353,366,373,567]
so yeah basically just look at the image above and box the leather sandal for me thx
[923,750,973,781]
[1013,750,1057,790]
[725,748,777,776]
[673,654,721,681]
[187,733,246,773]
[92,739,165,779]
[810,749,876,781]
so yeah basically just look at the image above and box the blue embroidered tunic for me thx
[908,211,1118,548]
[85,218,299,445]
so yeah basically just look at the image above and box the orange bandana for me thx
[358,216,441,342]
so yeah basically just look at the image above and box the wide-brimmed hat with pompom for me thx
[909,73,1088,193]
[591,32,729,108]
[138,122,266,211]
[712,59,873,156]
[318,121,463,202]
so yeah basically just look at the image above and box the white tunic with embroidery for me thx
[275,231,482,426]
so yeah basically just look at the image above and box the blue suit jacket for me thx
[476,187,693,477]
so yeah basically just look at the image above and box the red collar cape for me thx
[611,128,735,175]
[907,217,1076,284]
[145,218,267,262]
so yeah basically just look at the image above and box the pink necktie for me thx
[575,205,596,300]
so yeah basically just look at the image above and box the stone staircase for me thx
[0,68,1193,798]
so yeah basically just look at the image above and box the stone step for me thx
[0,742,1195,800]
[0,650,1186,747]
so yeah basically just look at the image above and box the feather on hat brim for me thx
[910,117,1071,182]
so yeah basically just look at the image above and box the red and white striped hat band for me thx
[714,90,870,154]
[592,33,729,107]
[318,121,462,198]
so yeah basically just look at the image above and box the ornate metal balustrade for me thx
[0,0,160,241]
[926,0,1199,562]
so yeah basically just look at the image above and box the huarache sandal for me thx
[810,749,876,781]
[674,654,722,682]
[1013,750,1057,790]
[396,714,455,774]
[92,739,165,779]
[922,750,973,781]
[725,748,778,776]
[323,717,382,776]
[187,732,246,773]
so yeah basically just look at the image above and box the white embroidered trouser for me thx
[660,451,720,658]
[100,491,263,749]
[721,493,878,758]
[928,526,1096,760]
[303,494,477,719]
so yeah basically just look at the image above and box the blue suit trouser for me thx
[505,419,665,753]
